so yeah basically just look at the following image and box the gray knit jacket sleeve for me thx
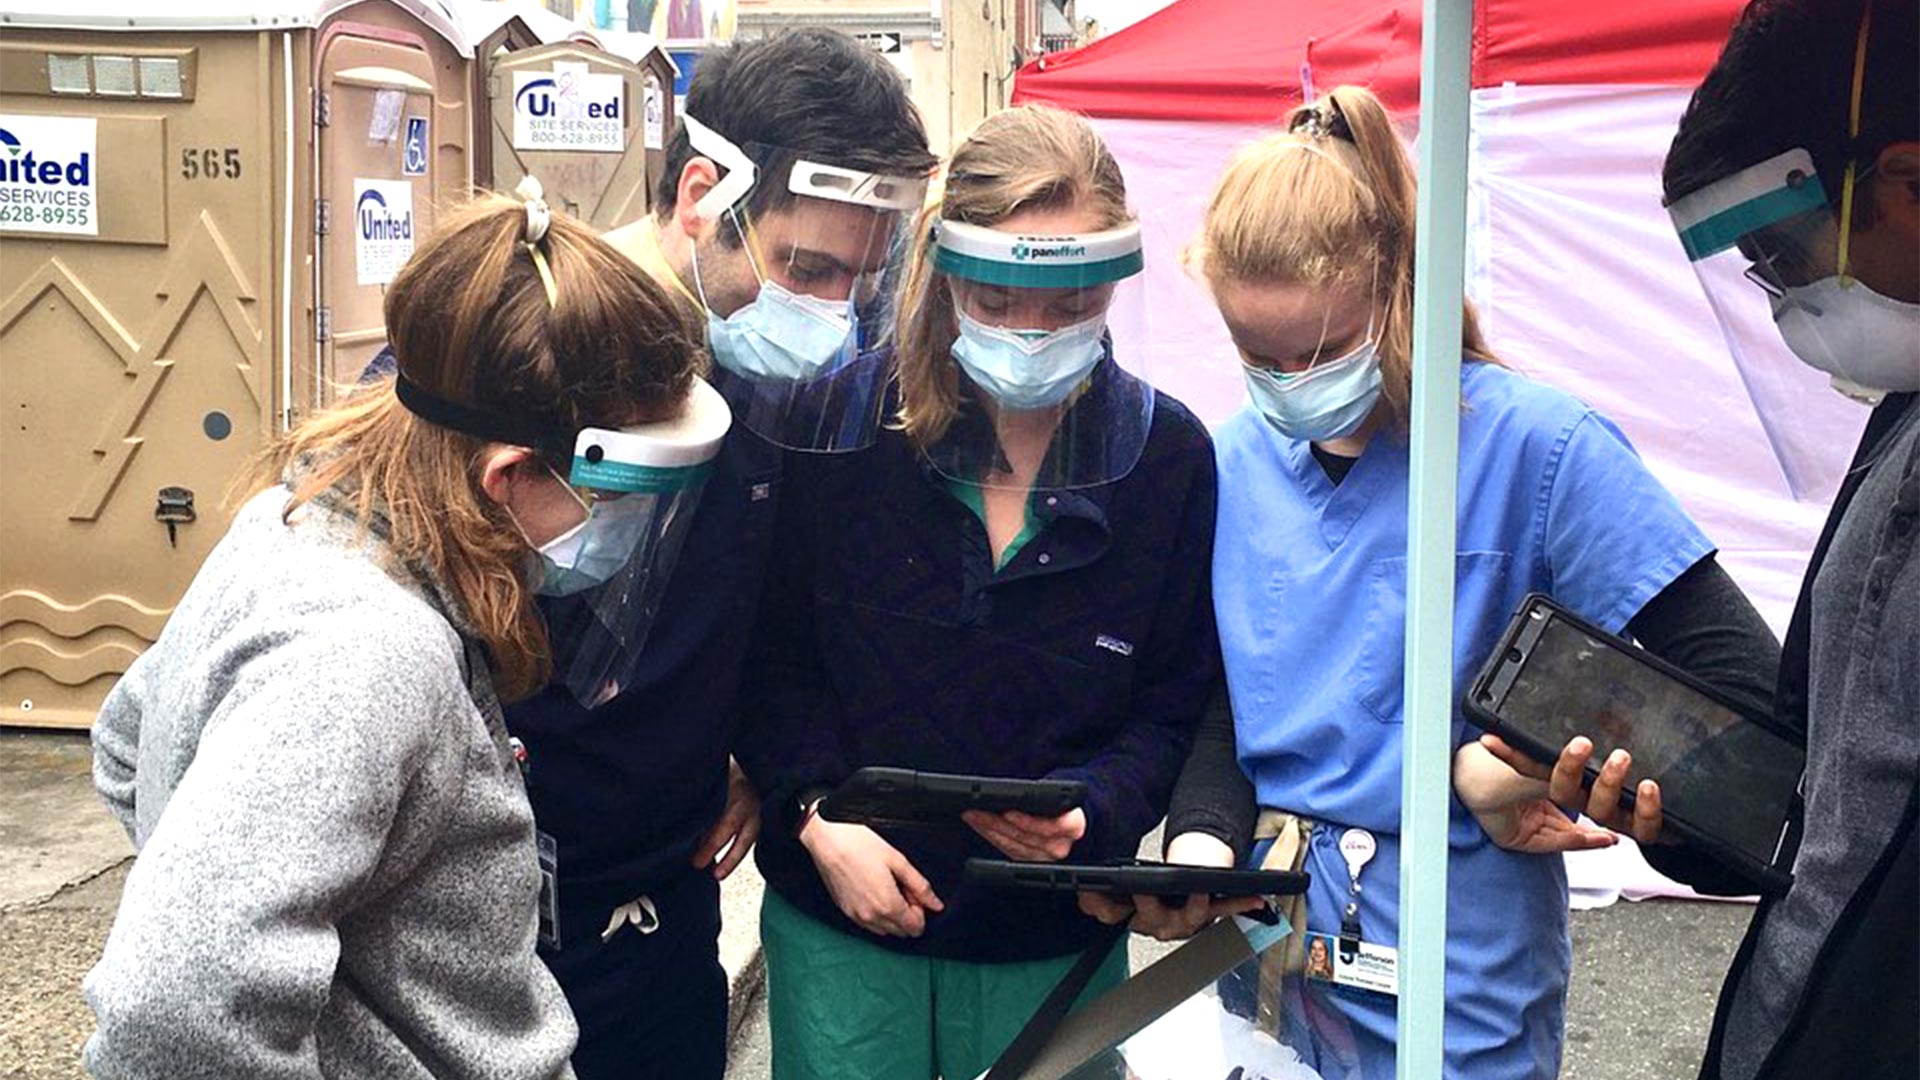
[90,660,142,836]
[84,611,472,1078]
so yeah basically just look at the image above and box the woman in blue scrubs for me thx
[1145,85,1782,1079]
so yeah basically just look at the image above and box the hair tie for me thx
[513,176,559,308]
[1289,102,1354,144]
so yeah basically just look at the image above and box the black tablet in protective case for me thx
[819,767,1087,827]
[1466,592,1802,895]
[966,857,1310,899]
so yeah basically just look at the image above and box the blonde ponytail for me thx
[1192,85,1494,430]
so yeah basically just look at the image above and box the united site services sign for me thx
[0,114,97,236]
[354,178,415,286]
[513,66,625,153]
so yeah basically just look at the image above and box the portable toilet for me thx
[476,20,675,229]
[452,0,570,198]
[0,0,473,729]
[595,29,678,218]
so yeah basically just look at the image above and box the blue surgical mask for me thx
[951,308,1107,411]
[693,240,855,381]
[1243,335,1383,442]
[530,494,658,597]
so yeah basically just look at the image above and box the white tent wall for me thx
[1089,82,1865,634]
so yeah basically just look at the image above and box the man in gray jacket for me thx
[1653,2,1918,1076]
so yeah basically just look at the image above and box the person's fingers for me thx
[1547,737,1596,808]
[1002,808,1087,842]
[709,806,763,879]
[1001,810,1047,833]
[1480,734,1553,780]
[1630,779,1666,846]
[980,819,1061,862]
[890,852,945,913]
[965,813,1020,849]
[1564,819,1621,851]
[895,900,927,938]
[1585,749,1632,828]
[1166,893,1212,941]
[1060,808,1087,841]
[1532,810,1618,853]
[1129,893,1173,938]
[712,829,752,880]
[1079,891,1134,924]
[690,812,736,869]
[966,813,1019,845]
[969,817,1040,860]
[845,893,906,937]
[1215,896,1269,920]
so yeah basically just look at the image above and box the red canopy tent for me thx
[1015,0,1743,121]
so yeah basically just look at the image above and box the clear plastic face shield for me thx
[539,378,731,707]
[682,114,929,452]
[395,374,731,709]
[926,218,1153,490]
[1665,10,1920,493]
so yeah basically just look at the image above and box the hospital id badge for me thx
[536,829,561,952]
[1304,929,1398,997]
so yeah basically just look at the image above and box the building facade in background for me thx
[733,0,1086,152]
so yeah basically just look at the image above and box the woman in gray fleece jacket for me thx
[84,185,709,1079]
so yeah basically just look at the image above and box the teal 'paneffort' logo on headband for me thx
[1013,241,1089,262]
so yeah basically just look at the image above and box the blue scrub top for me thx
[1214,361,1712,1080]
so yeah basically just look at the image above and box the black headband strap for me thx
[394,373,571,455]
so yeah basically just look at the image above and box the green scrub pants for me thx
[761,890,1128,1080]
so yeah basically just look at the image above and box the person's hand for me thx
[1480,734,1669,845]
[798,816,944,937]
[691,759,762,881]
[962,807,1087,862]
[1453,739,1617,855]
[1076,832,1269,942]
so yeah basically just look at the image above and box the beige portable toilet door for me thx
[489,42,650,230]
[0,34,279,729]
[316,39,443,397]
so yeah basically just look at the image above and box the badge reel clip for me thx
[1337,827,1375,965]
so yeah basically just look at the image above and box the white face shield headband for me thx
[682,113,930,452]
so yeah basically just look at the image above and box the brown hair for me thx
[1190,85,1495,429]
[893,104,1133,446]
[246,191,704,700]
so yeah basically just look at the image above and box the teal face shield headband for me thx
[932,219,1145,289]
[1667,148,1832,264]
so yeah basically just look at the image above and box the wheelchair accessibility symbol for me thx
[403,116,429,177]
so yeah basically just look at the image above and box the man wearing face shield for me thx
[1471,2,1917,1077]
[1661,3,1917,1076]
[524,29,936,1080]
